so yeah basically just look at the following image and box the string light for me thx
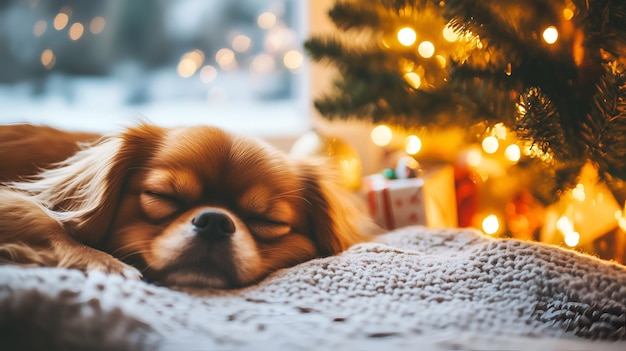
[257,12,276,29]
[466,148,483,167]
[232,35,251,52]
[216,48,237,70]
[562,8,574,20]
[283,50,303,70]
[564,231,580,247]
[53,12,69,30]
[404,135,422,154]
[371,125,393,146]
[482,136,499,154]
[482,214,500,235]
[442,24,459,42]
[504,144,521,162]
[40,49,55,69]
[397,27,417,46]
[572,183,585,201]
[403,72,421,89]
[33,20,46,37]
[89,17,106,34]
[68,23,84,40]
[417,41,435,58]
[542,26,559,44]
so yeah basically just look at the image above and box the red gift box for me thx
[363,164,458,230]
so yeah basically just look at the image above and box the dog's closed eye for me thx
[140,190,184,220]
[248,218,291,239]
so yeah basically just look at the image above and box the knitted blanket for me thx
[1,226,625,350]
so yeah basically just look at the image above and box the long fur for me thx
[0,123,370,287]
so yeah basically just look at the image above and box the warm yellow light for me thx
[216,48,236,70]
[232,35,251,52]
[542,26,559,44]
[257,12,276,29]
[482,214,500,235]
[404,135,422,154]
[53,13,69,30]
[89,16,106,34]
[177,50,205,78]
[40,49,55,69]
[564,231,580,247]
[563,8,574,20]
[466,148,483,167]
[403,72,421,89]
[504,144,521,162]
[493,122,508,139]
[556,216,574,233]
[482,136,499,154]
[572,183,586,201]
[200,65,217,83]
[177,59,197,78]
[371,125,393,146]
[68,23,84,40]
[442,24,459,42]
[283,50,303,70]
[33,20,46,37]
[417,41,435,58]
[397,27,417,46]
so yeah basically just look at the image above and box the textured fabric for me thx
[1,226,625,350]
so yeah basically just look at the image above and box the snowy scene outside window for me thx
[0,0,309,136]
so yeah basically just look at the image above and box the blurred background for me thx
[0,0,309,136]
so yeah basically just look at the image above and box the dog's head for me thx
[44,124,366,288]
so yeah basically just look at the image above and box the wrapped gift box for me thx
[363,164,458,230]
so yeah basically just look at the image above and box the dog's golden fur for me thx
[0,123,368,288]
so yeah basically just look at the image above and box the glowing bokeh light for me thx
[90,16,106,34]
[564,231,580,247]
[53,13,69,30]
[466,148,483,167]
[283,50,303,70]
[216,48,236,70]
[68,23,84,40]
[258,12,276,29]
[40,49,55,69]
[403,72,421,89]
[33,20,46,37]
[232,34,251,52]
[442,24,459,42]
[572,183,586,201]
[397,27,417,46]
[417,41,435,58]
[563,8,574,20]
[482,136,499,154]
[504,144,521,162]
[404,135,422,155]
[482,214,500,235]
[542,26,559,44]
[371,125,393,146]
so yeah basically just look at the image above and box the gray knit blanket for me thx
[1,226,625,350]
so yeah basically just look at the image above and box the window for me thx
[0,0,309,136]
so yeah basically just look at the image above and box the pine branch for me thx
[575,0,626,60]
[584,62,626,181]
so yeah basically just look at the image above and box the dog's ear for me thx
[11,123,166,247]
[297,160,370,256]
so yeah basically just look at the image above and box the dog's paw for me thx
[60,249,142,280]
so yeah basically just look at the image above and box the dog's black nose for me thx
[192,209,236,239]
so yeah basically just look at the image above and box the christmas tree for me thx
[304,0,626,207]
